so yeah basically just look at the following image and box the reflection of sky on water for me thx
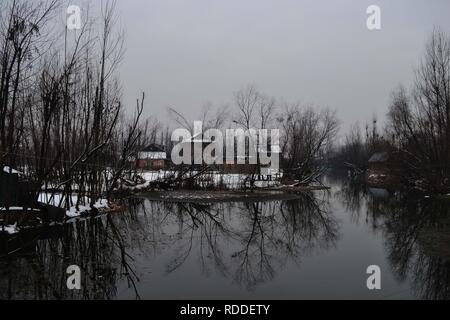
[2,177,450,299]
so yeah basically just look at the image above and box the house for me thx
[172,132,213,167]
[188,132,212,164]
[223,144,281,176]
[223,156,258,174]
[367,151,401,186]
[171,130,281,178]
[136,144,167,170]
[368,152,389,170]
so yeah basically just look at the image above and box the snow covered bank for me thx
[1,223,18,235]
[138,170,281,190]
[38,193,109,218]
[0,207,41,212]
[145,190,302,203]
[66,198,109,218]
[2,166,21,174]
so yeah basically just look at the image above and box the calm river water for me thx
[1,176,450,300]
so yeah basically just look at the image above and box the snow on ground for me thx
[2,166,21,174]
[0,197,109,235]
[38,192,67,206]
[117,179,152,191]
[141,170,175,181]
[0,207,41,212]
[38,193,109,218]
[139,170,281,189]
[368,174,387,179]
[1,223,18,235]
[66,198,109,218]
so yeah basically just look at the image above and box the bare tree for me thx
[257,94,276,130]
[168,101,229,133]
[232,85,277,185]
[233,84,260,130]
[0,0,60,168]
[278,103,339,183]
[0,0,151,212]
[387,29,450,192]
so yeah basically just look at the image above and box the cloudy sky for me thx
[108,0,450,133]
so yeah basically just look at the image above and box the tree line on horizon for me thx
[2,0,448,210]
[334,28,450,193]
[0,0,338,207]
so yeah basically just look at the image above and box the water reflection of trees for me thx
[337,178,450,300]
[1,193,340,298]
[379,198,450,300]
[334,180,368,223]
[0,199,144,300]
[233,194,338,289]
[155,193,339,290]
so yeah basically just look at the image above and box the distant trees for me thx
[232,85,277,185]
[232,85,339,184]
[167,85,339,186]
[333,29,450,192]
[387,29,450,192]
[233,84,276,130]
[332,117,386,174]
[341,123,367,171]
[169,101,229,133]
[277,103,339,183]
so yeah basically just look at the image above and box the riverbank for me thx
[142,188,326,203]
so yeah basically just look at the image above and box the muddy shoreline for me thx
[140,186,329,203]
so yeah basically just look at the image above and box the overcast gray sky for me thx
[111,0,450,134]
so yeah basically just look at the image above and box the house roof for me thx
[141,144,165,153]
[368,152,389,163]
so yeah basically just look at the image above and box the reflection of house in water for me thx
[136,144,167,170]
